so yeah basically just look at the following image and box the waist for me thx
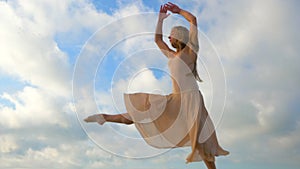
[172,86,199,94]
[171,80,199,93]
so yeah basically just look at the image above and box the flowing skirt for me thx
[123,90,229,163]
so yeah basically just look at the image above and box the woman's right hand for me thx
[158,5,170,21]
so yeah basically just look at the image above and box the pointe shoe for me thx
[84,114,106,125]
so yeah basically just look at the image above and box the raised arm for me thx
[165,2,199,53]
[155,5,175,58]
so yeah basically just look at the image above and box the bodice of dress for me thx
[168,56,199,93]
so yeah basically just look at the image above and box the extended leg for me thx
[84,113,133,125]
[203,160,216,169]
[103,113,133,125]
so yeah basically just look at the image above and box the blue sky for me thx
[1,0,300,168]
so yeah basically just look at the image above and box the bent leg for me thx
[203,160,216,169]
[84,113,133,125]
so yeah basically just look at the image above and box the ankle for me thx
[101,114,107,120]
[122,118,133,125]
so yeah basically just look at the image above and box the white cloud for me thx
[123,67,171,94]
[113,2,146,18]
[191,0,300,165]
[0,135,18,153]
[0,0,115,97]
[0,1,69,97]
[0,86,69,128]
[0,141,110,169]
[0,1,119,168]
[1,0,300,168]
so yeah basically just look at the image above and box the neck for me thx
[176,45,183,53]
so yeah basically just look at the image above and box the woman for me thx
[85,2,229,169]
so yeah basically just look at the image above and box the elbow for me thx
[188,14,197,24]
[190,17,197,25]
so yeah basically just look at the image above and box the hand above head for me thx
[158,5,170,21]
[164,2,181,14]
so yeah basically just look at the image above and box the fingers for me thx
[167,2,177,7]
[166,2,174,7]
[160,2,178,14]
[160,4,167,13]
[164,5,171,12]
[164,3,173,11]
[166,2,179,9]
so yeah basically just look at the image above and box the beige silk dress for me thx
[124,54,229,163]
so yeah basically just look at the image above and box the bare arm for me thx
[155,5,175,58]
[165,2,199,53]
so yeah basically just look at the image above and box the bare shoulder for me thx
[166,50,176,59]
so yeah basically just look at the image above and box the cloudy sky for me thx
[1,0,299,169]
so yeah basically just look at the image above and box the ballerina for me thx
[85,2,229,169]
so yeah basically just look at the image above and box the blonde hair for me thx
[171,26,189,45]
[171,26,203,82]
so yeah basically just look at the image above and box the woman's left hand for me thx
[164,2,181,14]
